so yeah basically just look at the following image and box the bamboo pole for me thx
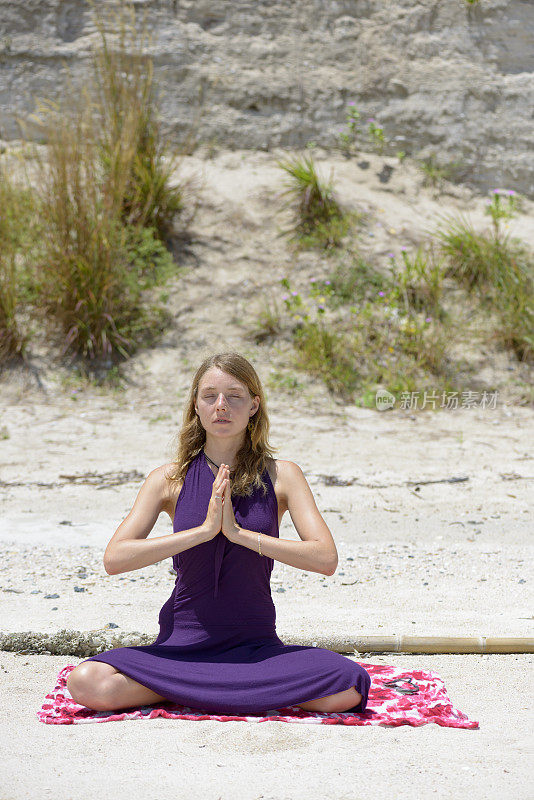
[351,635,534,654]
[286,634,534,654]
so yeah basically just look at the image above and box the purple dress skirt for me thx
[83,450,371,715]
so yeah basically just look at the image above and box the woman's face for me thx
[195,367,259,433]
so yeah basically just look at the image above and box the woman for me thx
[67,352,371,715]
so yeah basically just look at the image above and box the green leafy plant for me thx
[433,197,534,362]
[276,152,356,250]
[417,154,455,189]
[122,225,181,290]
[484,189,521,237]
[336,103,388,156]
[389,244,448,323]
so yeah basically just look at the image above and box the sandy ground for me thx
[0,146,533,798]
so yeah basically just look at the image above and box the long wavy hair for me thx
[165,352,279,498]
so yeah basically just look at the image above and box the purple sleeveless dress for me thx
[83,450,371,714]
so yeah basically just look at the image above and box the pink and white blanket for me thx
[37,662,479,729]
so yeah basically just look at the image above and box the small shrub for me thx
[433,195,534,362]
[336,103,388,157]
[417,154,461,189]
[389,243,448,323]
[275,152,356,250]
[251,296,283,344]
[13,0,193,367]
[293,319,360,400]
[0,162,36,364]
[122,225,180,290]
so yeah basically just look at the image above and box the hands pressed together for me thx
[204,462,240,542]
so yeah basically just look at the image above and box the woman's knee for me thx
[66,662,118,710]
[329,687,362,712]
[298,686,362,713]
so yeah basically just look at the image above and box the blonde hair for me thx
[165,352,278,497]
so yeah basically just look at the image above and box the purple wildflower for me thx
[378,291,385,297]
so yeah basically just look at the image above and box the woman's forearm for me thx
[231,527,337,575]
[104,525,209,575]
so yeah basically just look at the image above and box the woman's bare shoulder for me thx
[158,461,178,478]
[155,462,184,520]
[265,458,295,507]
[153,462,180,485]
[270,459,309,496]
[267,458,297,476]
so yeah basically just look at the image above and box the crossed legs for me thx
[67,661,362,713]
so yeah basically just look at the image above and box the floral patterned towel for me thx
[37,662,479,728]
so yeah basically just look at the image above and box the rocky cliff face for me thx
[0,0,532,197]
